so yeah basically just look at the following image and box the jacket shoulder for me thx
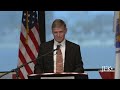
[66,40,80,48]
[40,40,53,46]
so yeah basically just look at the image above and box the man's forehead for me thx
[52,27,66,31]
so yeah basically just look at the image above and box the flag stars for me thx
[24,13,26,16]
[28,14,30,17]
[22,11,37,29]
[23,19,26,22]
[32,21,34,24]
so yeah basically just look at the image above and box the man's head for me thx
[52,19,67,43]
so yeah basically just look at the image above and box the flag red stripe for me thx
[35,24,41,45]
[29,29,39,53]
[35,24,41,40]
[35,23,39,33]
[20,33,36,64]
[18,69,25,79]
[19,49,33,74]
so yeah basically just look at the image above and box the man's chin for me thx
[56,40,62,43]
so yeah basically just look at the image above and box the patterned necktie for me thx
[56,47,64,73]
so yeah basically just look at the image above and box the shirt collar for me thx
[54,39,66,47]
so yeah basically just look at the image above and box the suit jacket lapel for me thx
[64,40,70,71]
[48,40,54,57]
[48,40,54,72]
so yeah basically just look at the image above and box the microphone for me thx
[0,46,59,79]
[56,45,60,50]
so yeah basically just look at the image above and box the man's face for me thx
[52,27,67,43]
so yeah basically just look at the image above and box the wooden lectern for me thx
[99,70,114,79]
[28,72,88,79]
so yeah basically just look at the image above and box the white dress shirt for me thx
[53,39,66,73]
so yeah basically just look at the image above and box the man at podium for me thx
[34,19,84,74]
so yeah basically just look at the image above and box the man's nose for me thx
[57,33,60,37]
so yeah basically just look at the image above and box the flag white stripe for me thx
[18,33,36,79]
[19,48,35,79]
[19,58,28,79]
[27,35,38,58]
[31,26,40,46]
[21,28,38,58]
[19,40,35,66]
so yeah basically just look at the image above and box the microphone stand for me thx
[0,47,58,79]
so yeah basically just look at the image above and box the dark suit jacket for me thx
[34,39,84,73]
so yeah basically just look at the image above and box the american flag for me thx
[17,11,40,79]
